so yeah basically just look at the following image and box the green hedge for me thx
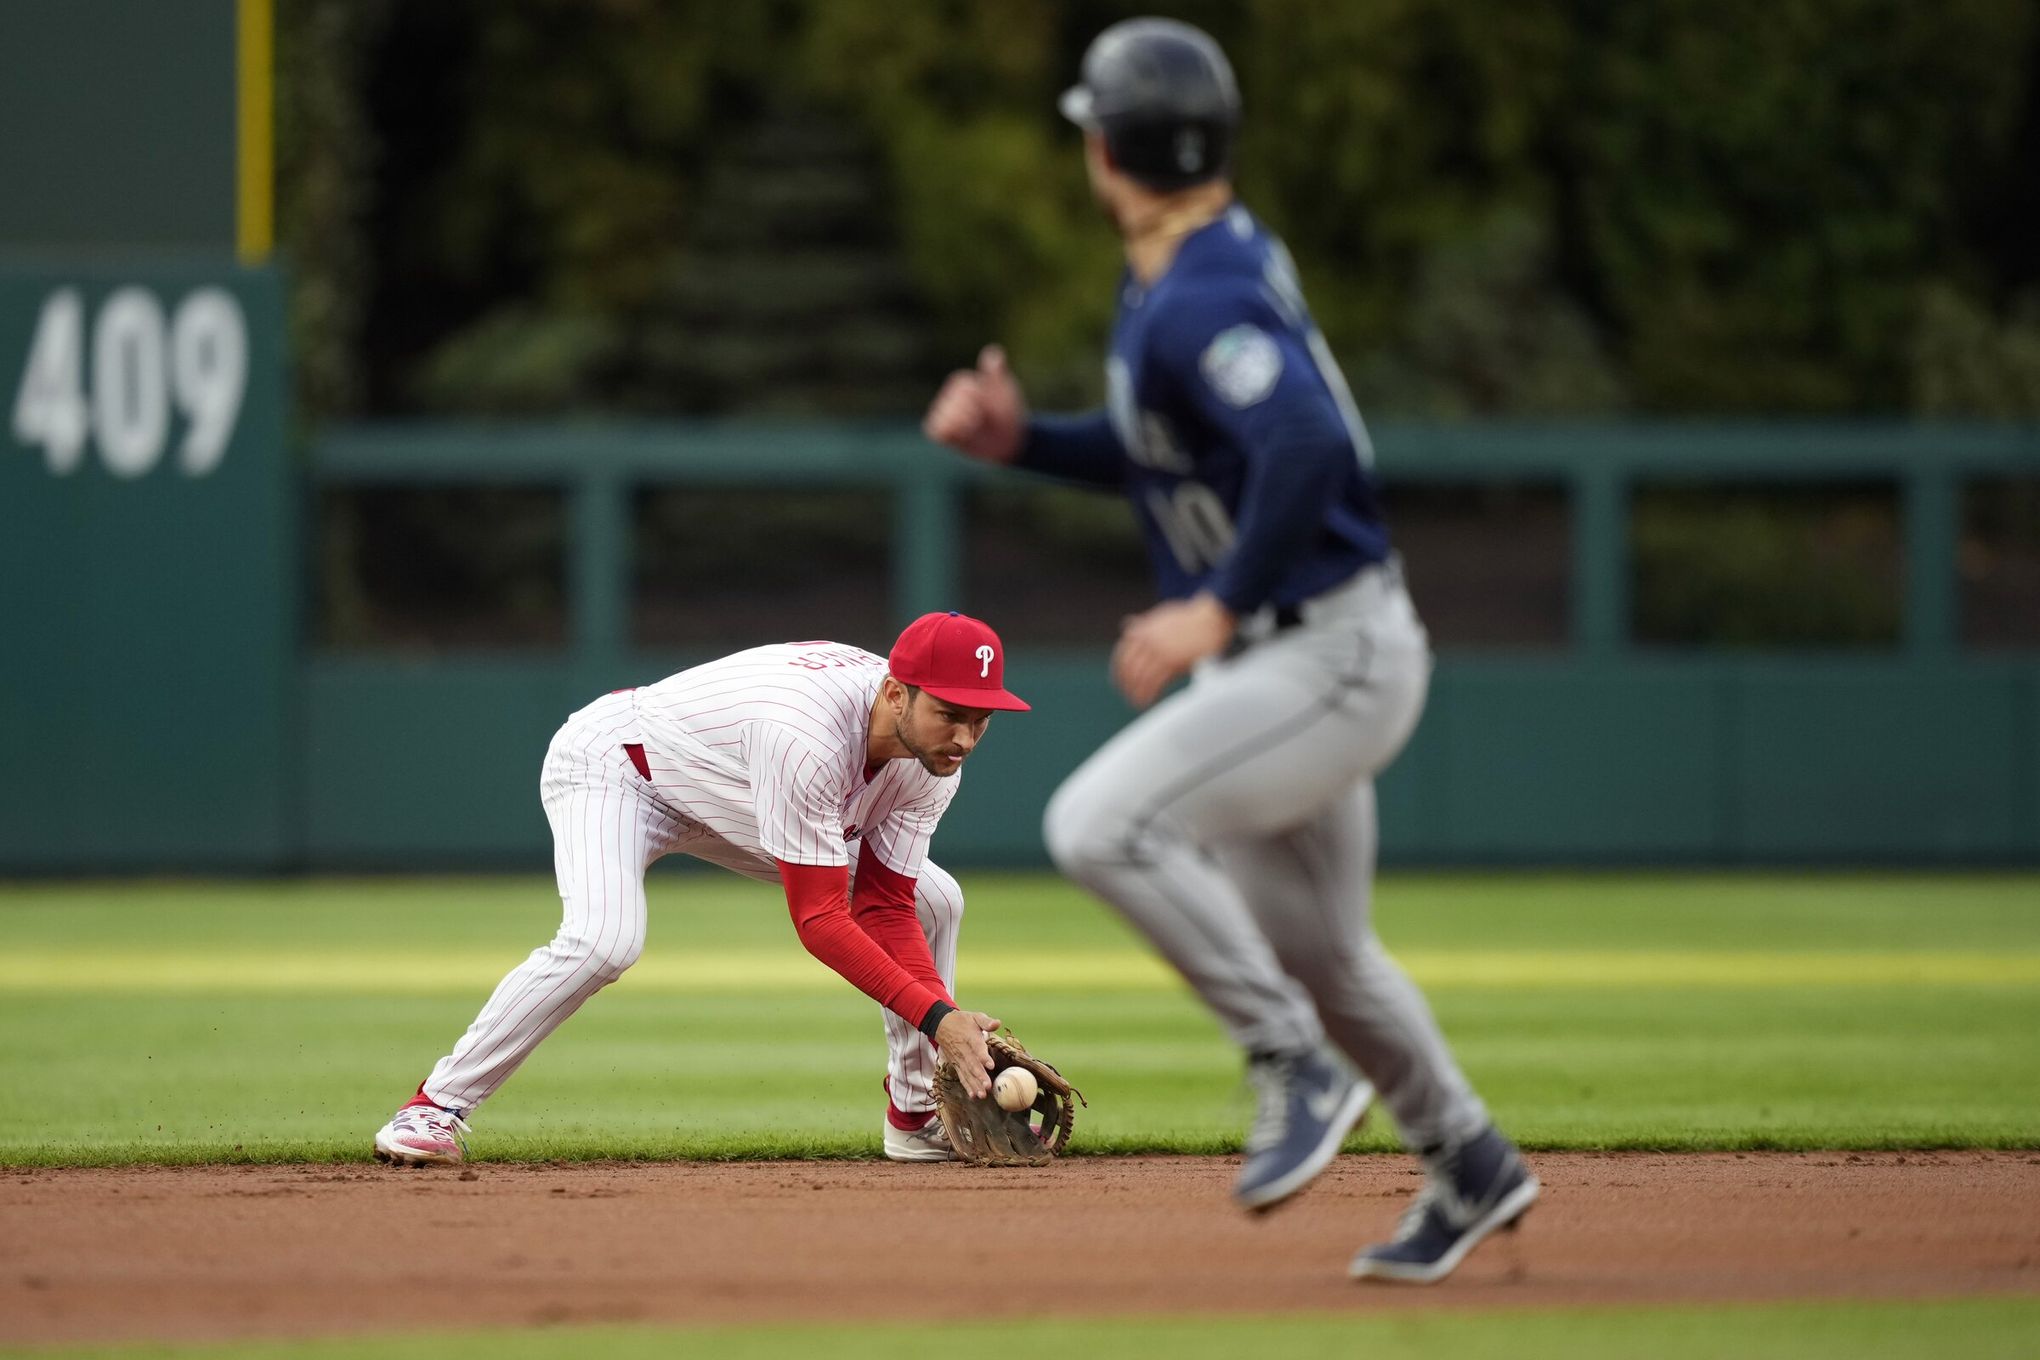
[277,0,2040,423]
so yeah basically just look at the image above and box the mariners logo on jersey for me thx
[1102,206,1390,613]
[1200,324,1283,408]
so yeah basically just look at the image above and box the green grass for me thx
[10,1298,2040,1360]
[1,872,2037,1164]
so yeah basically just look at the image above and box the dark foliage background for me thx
[278,0,2040,422]
[278,0,2040,649]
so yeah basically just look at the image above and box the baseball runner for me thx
[922,18,1537,1283]
[374,612,1031,1167]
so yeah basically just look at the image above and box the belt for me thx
[1269,558,1401,633]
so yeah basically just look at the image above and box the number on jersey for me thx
[1145,481,1235,574]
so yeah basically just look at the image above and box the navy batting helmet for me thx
[1059,18,1239,192]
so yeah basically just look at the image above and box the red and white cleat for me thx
[373,1104,472,1166]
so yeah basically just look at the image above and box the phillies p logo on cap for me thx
[888,612,1031,711]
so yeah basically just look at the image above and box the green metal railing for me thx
[1373,423,2035,654]
[306,421,2039,865]
[314,421,2039,662]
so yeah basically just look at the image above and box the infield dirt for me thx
[3,1152,2036,1346]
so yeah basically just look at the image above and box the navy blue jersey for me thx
[1017,205,1390,615]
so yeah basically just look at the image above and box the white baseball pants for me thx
[420,691,962,1117]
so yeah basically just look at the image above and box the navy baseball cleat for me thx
[1233,1045,1373,1211]
[1349,1125,1539,1284]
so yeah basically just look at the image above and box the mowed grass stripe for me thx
[12,1296,2040,1360]
[6,948,2039,993]
[5,875,2036,1161]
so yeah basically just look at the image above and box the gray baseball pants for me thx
[1043,564,1488,1151]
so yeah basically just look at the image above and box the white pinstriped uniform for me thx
[423,642,966,1117]
[633,641,959,873]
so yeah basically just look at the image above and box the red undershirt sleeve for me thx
[848,841,953,1007]
[776,858,947,1027]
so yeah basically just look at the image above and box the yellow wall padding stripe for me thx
[237,0,274,262]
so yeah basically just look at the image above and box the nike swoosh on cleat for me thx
[1305,1085,1352,1122]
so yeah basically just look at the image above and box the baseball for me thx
[992,1067,1038,1112]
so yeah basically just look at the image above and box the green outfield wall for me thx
[0,2,240,255]
[299,424,2040,869]
[5,286,2037,871]
[2,262,292,872]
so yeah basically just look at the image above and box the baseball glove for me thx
[933,1029,1085,1167]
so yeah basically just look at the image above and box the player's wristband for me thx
[918,1000,956,1041]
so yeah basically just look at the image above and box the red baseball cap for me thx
[888,612,1031,712]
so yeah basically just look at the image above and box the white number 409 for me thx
[10,286,248,479]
